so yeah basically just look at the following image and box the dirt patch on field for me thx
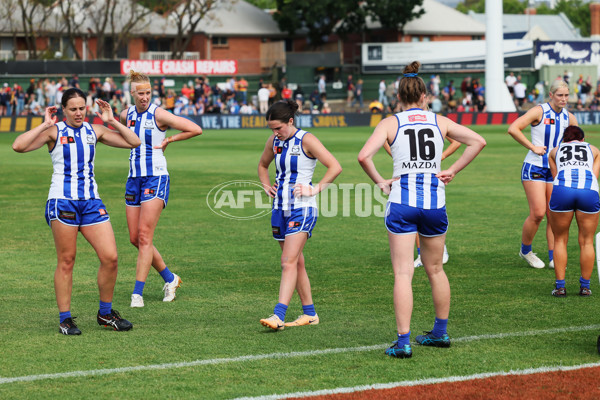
[291,366,600,400]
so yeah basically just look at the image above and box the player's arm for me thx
[567,111,579,127]
[12,106,57,153]
[591,145,600,179]
[437,116,486,184]
[383,140,392,157]
[548,147,558,179]
[94,99,141,149]
[507,106,545,155]
[295,133,342,197]
[154,107,202,150]
[258,135,277,198]
[442,137,461,160]
[358,117,398,194]
[119,108,128,125]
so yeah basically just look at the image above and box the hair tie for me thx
[403,73,418,78]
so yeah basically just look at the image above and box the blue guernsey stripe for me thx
[63,134,72,199]
[570,169,578,188]
[134,123,141,177]
[145,129,153,176]
[277,141,288,208]
[557,170,565,186]
[552,114,561,149]
[400,175,409,205]
[430,174,439,209]
[543,117,551,168]
[88,142,95,198]
[75,128,85,199]
[584,170,593,190]
[416,173,424,209]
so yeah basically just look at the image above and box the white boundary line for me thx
[1,324,599,386]
[233,362,600,400]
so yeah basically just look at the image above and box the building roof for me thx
[469,12,581,40]
[366,0,486,36]
[199,1,283,36]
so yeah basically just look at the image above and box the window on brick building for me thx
[212,37,228,47]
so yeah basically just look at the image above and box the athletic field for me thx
[2,123,600,399]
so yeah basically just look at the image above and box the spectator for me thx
[369,99,384,113]
[513,78,527,110]
[351,79,364,110]
[26,93,42,115]
[181,83,193,100]
[294,85,305,108]
[317,74,326,96]
[281,84,292,101]
[346,75,354,106]
[534,81,545,104]
[378,79,387,108]
[257,84,270,114]
[505,72,517,97]
[442,80,456,111]
[580,76,592,106]
[309,89,322,110]
[237,76,248,104]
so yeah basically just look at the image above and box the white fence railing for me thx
[139,51,200,60]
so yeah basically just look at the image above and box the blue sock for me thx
[580,276,590,289]
[133,280,145,296]
[99,301,112,316]
[302,304,316,317]
[417,247,421,255]
[159,267,175,283]
[556,279,566,289]
[521,243,532,254]
[273,303,288,321]
[59,311,71,323]
[397,331,411,346]
[548,250,554,262]
[432,317,448,337]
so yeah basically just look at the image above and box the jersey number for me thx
[404,129,436,161]
[559,145,587,162]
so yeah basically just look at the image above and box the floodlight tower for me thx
[485,0,516,111]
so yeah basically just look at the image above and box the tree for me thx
[536,0,590,37]
[2,0,55,59]
[244,0,276,9]
[273,0,424,49]
[457,0,526,14]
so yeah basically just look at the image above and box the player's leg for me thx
[389,232,416,335]
[575,210,600,296]
[547,210,572,296]
[126,205,167,272]
[51,220,80,334]
[545,182,555,267]
[520,180,548,268]
[284,248,319,327]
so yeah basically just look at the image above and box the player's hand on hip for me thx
[293,183,314,198]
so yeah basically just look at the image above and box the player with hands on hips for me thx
[358,61,486,358]
[120,70,203,308]
[12,88,140,335]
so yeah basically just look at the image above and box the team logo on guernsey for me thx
[144,120,153,129]
[86,133,94,144]
[275,147,283,154]
[544,118,555,125]
[409,115,427,122]
[144,189,155,195]
[290,146,301,156]
[60,136,75,144]
[128,120,136,128]
[99,209,107,215]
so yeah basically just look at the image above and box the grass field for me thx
[2,123,600,399]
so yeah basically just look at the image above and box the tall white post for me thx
[485,0,516,112]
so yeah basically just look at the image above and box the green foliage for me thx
[274,0,424,48]
[553,0,590,37]
[457,0,525,14]
[245,0,277,9]
[2,124,600,398]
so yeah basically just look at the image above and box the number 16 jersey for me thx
[388,108,445,209]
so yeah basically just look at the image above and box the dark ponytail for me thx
[398,61,427,105]
[562,126,584,142]
[265,100,298,123]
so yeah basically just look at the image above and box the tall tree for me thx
[3,0,55,59]
[536,0,590,37]
[457,0,526,14]
[273,0,424,48]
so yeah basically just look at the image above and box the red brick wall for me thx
[128,38,145,59]
[210,37,263,75]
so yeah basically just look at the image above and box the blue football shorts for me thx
[385,202,448,237]
[271,207,318,241]
[45,198,110,227]
[125,175,170,207]
[549,185,600,213]
[521,162,553,183]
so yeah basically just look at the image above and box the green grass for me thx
[2,124,600,399]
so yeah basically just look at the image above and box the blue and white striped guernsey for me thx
[272,129,317,211]
[126,104,168,177]
[48,121,100,200]
[553,141,599,192]
[388,108,445,209]
[524,103,570,168]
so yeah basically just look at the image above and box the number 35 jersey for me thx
[388,108,445,209]
[553,141,598,192]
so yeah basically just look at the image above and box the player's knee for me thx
[56,255,76,271]
[530,211,545,223]
[137,230,153,248]
[129,235,139,248]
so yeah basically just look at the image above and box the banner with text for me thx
[120,60,238,75]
